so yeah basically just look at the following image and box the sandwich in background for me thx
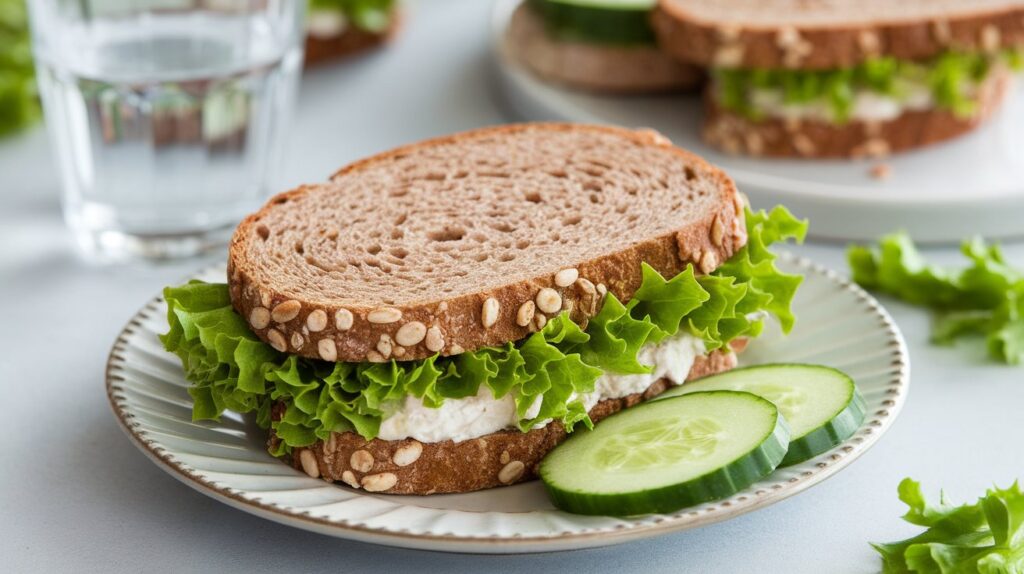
[304,0,400,66]
[506,0,703,93]
[652,0,1024,158]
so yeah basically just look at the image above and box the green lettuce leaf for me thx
[848,232,1024,365]
[162,206,806,453]
[715,205,807,334]
[0,0,39,138]
[630,263,708,339]
[872,478,1024,573]
[578,292,661,375]
[715,49,1021,123]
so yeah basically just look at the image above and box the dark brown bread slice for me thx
[276,345,741,495]
[652,0,1024,70]
[703,68,1012,158]
[228,123,746,363]
[505,2,704,94]
[303,13,400,67]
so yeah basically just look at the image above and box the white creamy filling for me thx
[743,82,936,122]
[376,332,707,443]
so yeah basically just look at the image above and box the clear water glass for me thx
[28,0,305,261]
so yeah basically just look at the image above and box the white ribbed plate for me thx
[106,254,908,553]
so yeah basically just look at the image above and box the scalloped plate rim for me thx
[106,253,910,553]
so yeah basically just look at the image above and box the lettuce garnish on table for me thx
[849,232,1024,365]
[715,49,1023,123]
[872,478,1024,574]
[0,0,38,138]
[161,207,807,454]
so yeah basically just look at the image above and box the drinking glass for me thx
[27,0,305,261]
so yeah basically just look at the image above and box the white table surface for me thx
[3,1,1023,571]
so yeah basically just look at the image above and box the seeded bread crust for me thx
[303,13,400,67]
[228,123,746,363]
[505,2,703,94]
[652,0,1024,70]
[703,68,1012,158]
[276,345,741,495]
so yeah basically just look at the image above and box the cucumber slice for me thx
[529,0,657,46]
[540,391,789,516]
[658,364,866,466]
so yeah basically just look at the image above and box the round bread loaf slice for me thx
[276,345,740,494]
[228,123,746,363]
[652,0,1024,70]
[702,68,1012,158]
[505,2,703,94]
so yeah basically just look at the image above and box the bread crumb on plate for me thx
[870,163,891,180]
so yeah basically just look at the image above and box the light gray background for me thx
[2,1,1022,572]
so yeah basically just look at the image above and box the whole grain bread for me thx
[277,344,741,494]
[303,13,400,67]
[506,2,703,94]
[228,123,746,363]
[652,0,1024,70]
[702,68,1012,158]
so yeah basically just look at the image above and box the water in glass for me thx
[29,0,305,261]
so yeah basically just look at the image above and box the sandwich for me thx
[304,0,399,66]
[651,0,1024,158]
[506,0,703,93]
[160,123,806,495]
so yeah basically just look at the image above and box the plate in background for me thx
[106,254,909,554]
[490,0,1024,244]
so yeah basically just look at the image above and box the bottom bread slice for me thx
[272,347,739,495]
[504,2,703,94]
[702,68,1012,158]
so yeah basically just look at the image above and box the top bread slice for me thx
[227,123,746,363]
[652,0,1024,70]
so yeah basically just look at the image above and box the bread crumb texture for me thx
[229,124,743,362]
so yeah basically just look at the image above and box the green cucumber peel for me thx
[161,206,807,454]
[539,390,790,516]
[529,0,658,46]
[659,363,866,466]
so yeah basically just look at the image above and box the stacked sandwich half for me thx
[652,0,1024,157]
[509,0,1024,157]
[161,124,806,494]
